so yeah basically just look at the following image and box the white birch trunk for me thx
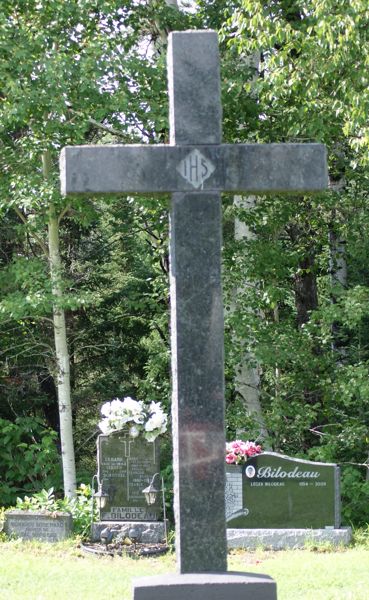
[43,151,76,498]
[233,195,268,442]
[231,50,269,442]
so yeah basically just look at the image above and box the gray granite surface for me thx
[97,431,160,522]
[61,143,327,195]
[4,511,72,542]
[168,30,222,145]
[91,521,166,544]
[167,30,227,575]
[170,192,227,572]
[132,573,277,600]
[227,527,352,550]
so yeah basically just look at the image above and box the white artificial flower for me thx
[121,396,139,410]
[145,412,167,432]
[129,425,140,438]
[100,401,112,417]
[98,396,167,440]
[149,401,162,413]
[110,398,125,413]
[144,416,158,432]
[98,419,110,434]
[122,397,144,423]
[115,414,130,426]
[144,430,157,442]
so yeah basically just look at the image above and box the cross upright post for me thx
[60,29,327,599]
[168,30,227,574]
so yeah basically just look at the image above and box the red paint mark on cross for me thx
[179,424,223,481]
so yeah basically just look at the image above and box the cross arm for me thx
[60,143,327,196]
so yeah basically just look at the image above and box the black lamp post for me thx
[94,481,109,512]
[91,474,109,523]
[142,473,161,505]
[142,472,168,545]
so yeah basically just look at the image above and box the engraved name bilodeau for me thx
[246,466,321,479]
[177,148,215,189]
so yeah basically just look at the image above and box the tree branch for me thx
[58,205,72,224]
[13,206,49,257]
[67,108,130,140]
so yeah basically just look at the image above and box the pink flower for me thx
[226,453,237,464]
[225,439,262,464]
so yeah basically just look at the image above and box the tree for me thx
[2,0,369,523]
[0,0,178,498]
[219,0,369,520]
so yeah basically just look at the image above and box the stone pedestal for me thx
[132,572,277,600]
[91,520,166,544]
[227,527,352,550]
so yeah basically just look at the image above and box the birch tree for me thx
[0,0,171,497]
[44,151,76,497]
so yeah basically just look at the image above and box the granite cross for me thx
[60,30,327,576]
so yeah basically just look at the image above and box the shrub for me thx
[0,416,62,506]
[13,484,96,539]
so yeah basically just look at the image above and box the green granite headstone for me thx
[226,452,340,529]
[97,430,160,521]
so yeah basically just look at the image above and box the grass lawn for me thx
[0,540,369,599]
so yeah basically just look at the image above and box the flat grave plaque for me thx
[4,511,72,542]
[227,452,341,529]
[97,430,160,521]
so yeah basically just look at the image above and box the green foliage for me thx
[217,0,369,525]
[352,524,369,548]
[13,484,95,539]
[340,468,369,527]
[15,488,57,512]
[1,0,369,526]
[0,1,178,494]
[160,438,174,524]
[0,417,61,506]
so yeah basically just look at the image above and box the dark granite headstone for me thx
[97,430,160,521]
[61,28,327,586]
[226,452,340,529]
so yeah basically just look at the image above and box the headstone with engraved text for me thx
[226,452,340,529]
[4,511,72,542]
[97,430,160,521]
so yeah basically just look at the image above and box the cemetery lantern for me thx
[93,479,109,516]
[142,472,162,505]
[142,472,168,545]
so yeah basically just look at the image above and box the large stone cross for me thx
[61,31,327,577]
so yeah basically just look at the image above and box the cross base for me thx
[132,572,277,600]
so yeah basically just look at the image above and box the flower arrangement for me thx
[98,397,168,442]
[225,439,262,464]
